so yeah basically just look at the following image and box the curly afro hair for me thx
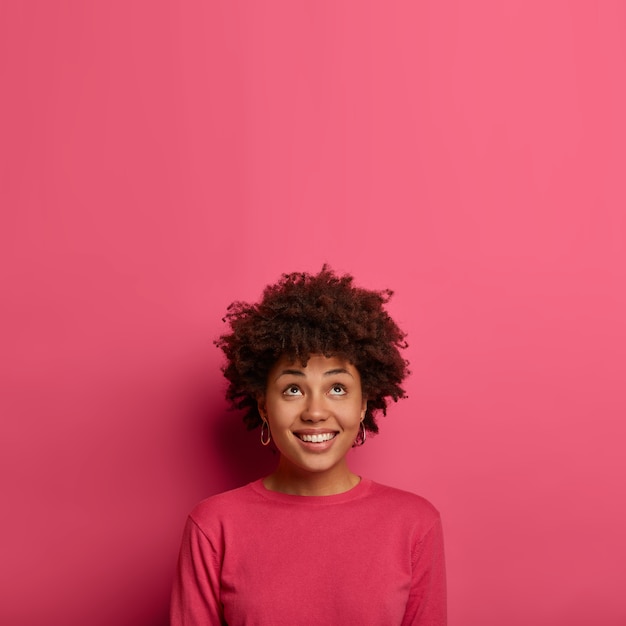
[215,265,409,435]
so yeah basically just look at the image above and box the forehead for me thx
[269,353,360,377]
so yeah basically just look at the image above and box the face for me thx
[258,354,367,487]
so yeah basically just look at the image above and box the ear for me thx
[257,396,267,420]
[360,398,368,421]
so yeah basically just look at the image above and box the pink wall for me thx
[1,1,625,624]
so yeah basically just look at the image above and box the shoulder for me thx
[188,480,262,528]
[363,479,441,528]
[367,480,439,511]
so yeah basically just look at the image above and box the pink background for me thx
[1,1,625,625]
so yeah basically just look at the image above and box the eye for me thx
[283,385,303,397]
[329,384,347,396]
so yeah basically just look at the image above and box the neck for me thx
[263,459,360,496]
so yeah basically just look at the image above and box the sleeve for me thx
[170,516,225,626]
[401,515,447,626]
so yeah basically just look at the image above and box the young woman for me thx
[171,267,446,625]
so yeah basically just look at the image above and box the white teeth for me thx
[299,433,336,443]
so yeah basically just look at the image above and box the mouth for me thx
[294,432,338,443]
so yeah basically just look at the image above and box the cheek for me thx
[344,401,366,424]
[266,399,295,425]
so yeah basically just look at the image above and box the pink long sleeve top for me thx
[171,478,446,625]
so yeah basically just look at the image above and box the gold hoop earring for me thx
[260,420,271,446]
[353,421,366,447]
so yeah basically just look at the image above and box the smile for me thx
[295,432,337,443]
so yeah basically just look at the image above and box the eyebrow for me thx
[274,367,354,381]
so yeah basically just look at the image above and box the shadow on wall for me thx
[210,406,277,491]
[143,611,169,626]
[181,375,277,496]
[104,575,172,626]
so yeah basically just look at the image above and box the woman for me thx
[171,267,446,625]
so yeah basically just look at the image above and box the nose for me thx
[302,392,329,422]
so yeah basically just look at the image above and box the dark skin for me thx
[257,354,368,496]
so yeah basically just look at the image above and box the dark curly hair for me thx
[215,265,409,435]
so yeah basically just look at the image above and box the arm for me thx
[170,516,224,626]
[401,516,447,626]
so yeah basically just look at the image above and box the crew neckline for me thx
[249,476,373,504]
